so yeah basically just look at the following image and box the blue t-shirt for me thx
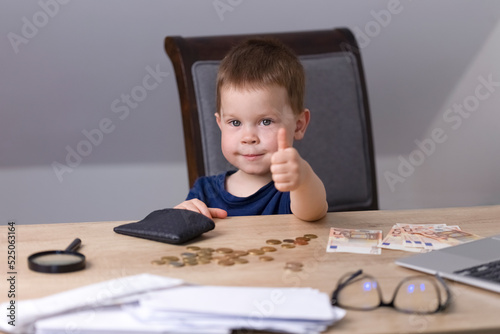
[186,171,291,216]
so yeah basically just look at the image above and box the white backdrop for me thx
[1,0,499,224]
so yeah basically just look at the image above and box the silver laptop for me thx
[396,234,500,293]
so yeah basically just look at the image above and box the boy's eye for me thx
[261,119,272,126]
[230,120,241,127]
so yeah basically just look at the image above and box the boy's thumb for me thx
[277,128,290,150]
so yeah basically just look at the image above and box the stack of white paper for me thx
[0,274,345,334]
[0,274,184,334]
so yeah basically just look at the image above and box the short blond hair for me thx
[216,38,305,115]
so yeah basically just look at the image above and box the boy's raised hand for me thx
[270,128,304,192]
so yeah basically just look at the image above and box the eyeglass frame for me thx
[331,269,451,314]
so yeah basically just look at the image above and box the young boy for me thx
[175,38,328,222]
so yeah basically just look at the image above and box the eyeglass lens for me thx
[393,277,441,313]
[336,276,380,310]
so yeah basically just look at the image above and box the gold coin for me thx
[216,247,234,254]
[197,253,212,258]
[259,256,274,262]
[281,243,295,249]
[169,261,185,267]
[283,239,295,243]
[295,240,309,245]
[200,247,215,252]
[161,256,180,262]
[184,260,198,266]
[186,246,201,251]
[224,253,240,259]
[248,249,265,255]
[304,234,318,239]
[261,246,277,252]
[295,237,310,242]
[182,257,198,263]
[218,259,235,266]
[151,259,166,265]
[198,258,211,264]
[234,258,249,264]
[266,239,282,245]
[197,255,212,261]
[232,250,249,257]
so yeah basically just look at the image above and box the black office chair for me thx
[165,28,378,211]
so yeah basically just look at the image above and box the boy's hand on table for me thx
[174,199,227,219]
[270,128,305,192]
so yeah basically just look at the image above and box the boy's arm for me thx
[271,128,328,221]
[289,160,328,221]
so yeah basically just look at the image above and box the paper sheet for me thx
[1,274,345,334]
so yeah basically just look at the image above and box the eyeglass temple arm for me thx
[331,269,363,305]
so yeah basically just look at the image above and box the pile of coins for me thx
[151,234,318,271]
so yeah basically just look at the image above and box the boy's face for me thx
[215,84,309,178]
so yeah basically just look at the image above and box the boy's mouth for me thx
[242,153,264,161]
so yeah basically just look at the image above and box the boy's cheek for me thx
[220,131,236,144]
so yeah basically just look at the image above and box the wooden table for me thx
[2,205,500,333]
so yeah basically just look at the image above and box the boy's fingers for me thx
[178,199,212,218]
[191,200,214,218]
[277,127,290,151]
[270,162,288,175]
[208,208,228,219]
[175,199,227,220]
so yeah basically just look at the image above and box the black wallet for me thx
[113,208,215,244]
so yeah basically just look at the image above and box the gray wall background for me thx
[1,0,500,225]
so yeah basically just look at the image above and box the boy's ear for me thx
[214,112,222,130]
[294,109,310,141]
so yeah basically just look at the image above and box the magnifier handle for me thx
[65,238,82,252]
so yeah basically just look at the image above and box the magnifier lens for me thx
[31,253,83,266]
[28,238,86,273]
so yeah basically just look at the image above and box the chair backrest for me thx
[165,28,378,211]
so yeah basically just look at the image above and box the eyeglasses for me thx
[331,269,451,314]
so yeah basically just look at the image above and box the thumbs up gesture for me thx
[270,128,305,192]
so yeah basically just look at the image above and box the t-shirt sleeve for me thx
[185,178,206,202]
[279,192,292,214]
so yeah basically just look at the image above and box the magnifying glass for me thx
[28,238,86,273]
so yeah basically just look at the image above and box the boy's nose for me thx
[241,135,258,144]
[241,127,259,144]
